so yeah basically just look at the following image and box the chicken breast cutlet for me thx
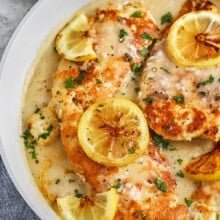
[140,0,220,141]
[51,2,159,190]
[50,2,189,218]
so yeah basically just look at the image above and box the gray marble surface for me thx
[0,1,40,219]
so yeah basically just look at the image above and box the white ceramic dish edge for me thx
[0,0,90,219]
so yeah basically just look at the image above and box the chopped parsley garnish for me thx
[64,71,86,89]
[176,170,184,178]
[177,158,183,165]
[112,179,121,189]
[139,47,149,58]
[55,179,60,184]
[76,71,86,85]
[22,129,32,140]
[130,11,142,18]
[153,133,169,150]
[21,130,37,159]
[119,29,128,42]
[124,53,133,62]
[131,63,142,74]
[143,96,154,104]
[184,198,193,207]
[197,75,214,88]
[160,67,171,74]
[74,189,83,198]
[38,125,53,140]
[216,214,220,220]
[65,77,75,88]
[173,95,184,104]
[161,12,173,25]
[154,178,167,192]
[96,78,102,84]
[142,32,153,41]
[128,146,136,154]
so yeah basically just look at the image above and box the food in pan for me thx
[22,0,220,219]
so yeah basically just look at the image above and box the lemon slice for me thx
[167,11,220,67]
[55,14,96,62]
[78,98,149,167]
[57,188,119,220]
[184,148,220,181]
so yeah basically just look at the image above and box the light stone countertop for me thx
[0,0,40,219]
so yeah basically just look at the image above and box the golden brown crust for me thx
[185,148,220,175]
[144,100,207,140]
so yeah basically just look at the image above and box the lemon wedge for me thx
[167,11,220,67]
[185,148,220,181]
[57,188,119,220]
[78,98,149,167]
[55,14,96,62]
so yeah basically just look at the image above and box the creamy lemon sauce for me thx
[22,0,219,215]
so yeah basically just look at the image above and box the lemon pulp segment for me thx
[57,188,119,220]
[185,148,220,181]
[167,11,220,67]
[78,98,149,167]
[55,14,96,62]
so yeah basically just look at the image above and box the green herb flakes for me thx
[64,71,86,89]
[177,158,183,165]
[112,179,121,189]
[161,12,173,25]
[176,170,184,178]
[119,29,128,42]
[74,189,83,198]
[131,63,142,74]
[184,198,193,207]
[142,32,153,41]
[173,95,184,104]
[154,178,167,192]
[140,47,149,58]
[38,125,53,140]
[130,11,142,18]
[153,133,169,150]
[197,75,214,88]
[21,130,37,159]
[65,77,75,88]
